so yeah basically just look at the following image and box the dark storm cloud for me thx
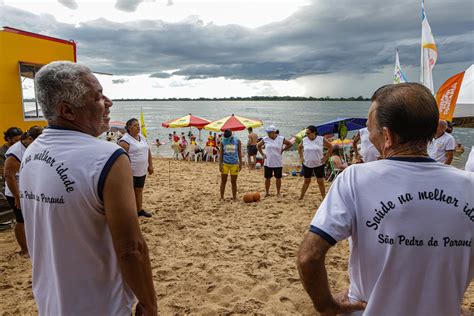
[149,72,173,78]
[112,79,128,84]
[115,0,144,12]
[58,0,78,10]
[3,0,473,81]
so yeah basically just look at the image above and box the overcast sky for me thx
[3,0,473,98]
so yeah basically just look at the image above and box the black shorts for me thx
[302,164,325,179]
[133,175,146,188]
[6,196,24,223]
[264,166,283,179]
[247,145,258,156]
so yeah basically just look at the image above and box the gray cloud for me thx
[149,72,172,78]
[58,0,78,10]
[112,79,128,84]
[167,0,174,6]
[3,0,473,90]
[115,0,143,12]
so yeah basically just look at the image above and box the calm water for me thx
[109,100,473,169]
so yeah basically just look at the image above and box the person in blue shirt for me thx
[219,129,242,200]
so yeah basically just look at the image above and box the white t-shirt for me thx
[303,135,324,168]
[19,127,136,316]
[466,147,474,172]
[428,132,455,163]
[263,135,284,168]
[4,140,26,197]
[310,157,473,316]
[359,128,379,162]
[120,133,149,176]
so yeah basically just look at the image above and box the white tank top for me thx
[19,127,136,315]
[303,135,324,168]
[359,127,379,162]
[263,135,284,168]
[120,133,149,176]
[4,140,26,197]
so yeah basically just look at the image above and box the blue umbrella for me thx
[315,117,367,136]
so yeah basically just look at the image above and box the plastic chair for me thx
[327,157,343,181]
[171,142,181,160]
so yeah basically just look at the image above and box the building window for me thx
[19,62,44,119]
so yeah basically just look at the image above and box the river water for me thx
[109,100,473,169]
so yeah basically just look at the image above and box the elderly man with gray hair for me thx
[19,61,157,315]
[297,83,473,315]
[427,119,456,164]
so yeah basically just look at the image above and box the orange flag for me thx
[436,71,465,122]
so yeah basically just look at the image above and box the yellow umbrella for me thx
[204,114,263,132]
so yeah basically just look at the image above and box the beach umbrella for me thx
[331,139,353,146]
[315,117,367,136]
[204,114,263,132]
[161,113,211,129]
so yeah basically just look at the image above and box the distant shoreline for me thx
[24,96,370,102]
[110,96,370,102]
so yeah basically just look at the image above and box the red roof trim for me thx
[2,26,76,48]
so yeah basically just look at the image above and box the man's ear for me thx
[382,127,395,149]
[58,102,76,121]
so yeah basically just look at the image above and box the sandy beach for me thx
[0,157,473,315]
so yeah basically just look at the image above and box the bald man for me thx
[427,120,455,165]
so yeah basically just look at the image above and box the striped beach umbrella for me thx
[109,120,126,132]
[161,113,211,129]
[204,114,263,132]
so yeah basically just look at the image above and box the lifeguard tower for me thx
[0,26,76,133]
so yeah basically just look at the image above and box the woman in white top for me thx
[298,125,333,200]
[257,125,293,197]
[119,118,154,217]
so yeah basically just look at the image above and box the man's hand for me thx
[135,302,157,316]
[219,164,223,173]
[148,165,154,175]
[321,289,366,316]
[238,162,242,171]
[14,196,21,209]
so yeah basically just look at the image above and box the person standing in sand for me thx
[465,146,474,172]
[219,129,242,200]
[3,126,43,257]
[20,61,157,315]
[257,125,293,197]
[298,125,332,200]
[119,118,154,218]
[428,119,455,165]
[352,127,379,163]
[297,83,473,316]
[247,127,258,169]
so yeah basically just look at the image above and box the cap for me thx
[265,125,277,133]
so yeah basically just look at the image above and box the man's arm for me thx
[4,156,21,208]
[352,133,360,157]
[282,139,293,152]
[297,232,366,315]
[237,140,243,171]
[257,140,265,158]
[147,149,154,175]
[444,151,454,165]
[103,154,157,315]
[322,138,333,165]
[118,140,130,152]
[219,142,224,172]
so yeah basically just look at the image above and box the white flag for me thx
[394,49,408,84]
[420,0,438,93]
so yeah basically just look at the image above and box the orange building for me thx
[0,26,76,133]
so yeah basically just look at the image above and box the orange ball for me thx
[252,192,261,202]
[243,192,254,203]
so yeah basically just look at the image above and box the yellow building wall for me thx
[0,29,75,134]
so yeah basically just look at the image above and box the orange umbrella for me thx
[161,113,210,129]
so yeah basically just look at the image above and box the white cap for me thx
[265,125,277,133]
